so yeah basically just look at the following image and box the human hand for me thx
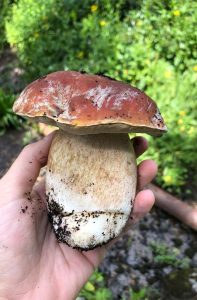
[0,132,157,300]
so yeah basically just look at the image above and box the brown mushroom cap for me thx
[13,71,167,135]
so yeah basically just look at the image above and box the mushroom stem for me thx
[46,130,137,250]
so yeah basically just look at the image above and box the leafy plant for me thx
[124,0,197,73]
[78,270,112,300]
[130,287,148,300]
[0,0,12,53]
[150,241,190,268]
[22,122,41,145]
[138,68,197,192]
[129,286,162,300]
[0,88,23,134]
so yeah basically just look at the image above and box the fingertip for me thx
[137,159,158,191]
[138,159,158,176]
[149,160,158,173]
[134,189,155,213]
[132,136,148,158]
[130,189,155,225]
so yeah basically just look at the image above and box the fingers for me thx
[129,189,155,226]
[134,189,155,218]
[3,131,56,194]
[132,136,148,158]
[132,136,157,190]
[137,159,157,191]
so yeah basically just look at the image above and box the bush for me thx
[5,0,145,78]
[125,0,197,73]
[0,88,23,134]
[5,0,196,78]
[5,0,197,193]
[0,0,13,53]
[138,65,197,192]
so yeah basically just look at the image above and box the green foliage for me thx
[150,241,190,268]
[138,68,197,192]
[4,0,197,192]
[0,89,23,134]
[78,270,112,300]
[6,0,196,76]
[22,122,41,145]
[124,0,197,73]
[0,0,13,53]
[5,0,125,79]
[129,287,162,300]
[130,287,148,300]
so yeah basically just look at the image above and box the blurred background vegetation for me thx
[0,0,197,197]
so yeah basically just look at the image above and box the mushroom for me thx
[13,71,167,250]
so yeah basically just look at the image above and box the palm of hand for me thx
[0,133,156,300]
[0,182,103,300]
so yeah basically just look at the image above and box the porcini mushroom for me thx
[13,71,167,250]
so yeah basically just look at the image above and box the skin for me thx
[0,132,157,300]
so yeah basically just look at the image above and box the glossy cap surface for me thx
[13,71,167,135]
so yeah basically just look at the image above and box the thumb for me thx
[1,131,56,196]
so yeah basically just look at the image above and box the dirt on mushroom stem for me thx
[45,130,137,250]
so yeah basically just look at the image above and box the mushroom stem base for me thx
[46,130,137,250]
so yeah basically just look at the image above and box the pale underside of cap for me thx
[13,71,167,136]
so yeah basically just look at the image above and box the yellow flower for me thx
[193,65,197,72]
[173,10,181,16]
[136,20,143,27]
[164,70,172,78]
[179,111,186,116]
[76,51,84,59]
[91,4,98,12]
[99,20,107,27]
[177,119,183,125]
[180,126,185,132]
[188,127,195,135]
[163,175,173,184]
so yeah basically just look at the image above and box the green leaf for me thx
[84,282,96,292]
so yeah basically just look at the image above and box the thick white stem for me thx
[46,130,137,250]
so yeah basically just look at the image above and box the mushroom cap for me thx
[13,71,167,136]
